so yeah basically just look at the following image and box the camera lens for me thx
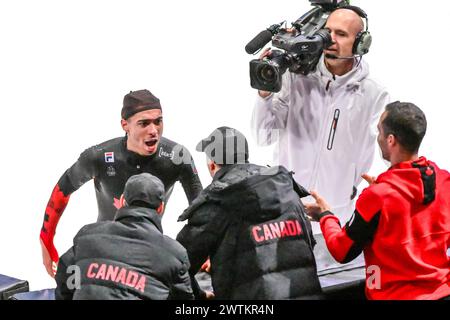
[258,65,277,83]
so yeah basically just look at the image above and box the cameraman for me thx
[251,6,390,232]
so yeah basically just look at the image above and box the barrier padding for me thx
[0,274,29,300]
[10,288,55,300]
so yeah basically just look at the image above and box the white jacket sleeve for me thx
[354,89,390,188]
[251,72,291,146]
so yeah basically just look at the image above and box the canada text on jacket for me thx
[252,219,303,243]
[86,262,146,292]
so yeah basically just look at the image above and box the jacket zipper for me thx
[327,109,340,150]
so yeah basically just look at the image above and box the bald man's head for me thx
[323,7,367,74]
[328,8,364,36]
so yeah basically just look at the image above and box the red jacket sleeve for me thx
[320,215,356,263]
[320,186,382,263]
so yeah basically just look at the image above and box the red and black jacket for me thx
[319,157,450,300]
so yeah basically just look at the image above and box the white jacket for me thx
[252,55,390,230]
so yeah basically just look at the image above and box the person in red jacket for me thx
[305,101,450,300]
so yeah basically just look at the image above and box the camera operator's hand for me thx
[258,48,273,98]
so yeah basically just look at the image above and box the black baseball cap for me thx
[196,126,249,165]
[123,173,164,209]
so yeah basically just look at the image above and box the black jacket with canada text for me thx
[55,205,194,300]
[177,164,323,299]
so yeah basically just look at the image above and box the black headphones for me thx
[337,5,372,56]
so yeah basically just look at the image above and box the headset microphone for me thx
[325,53,356,60]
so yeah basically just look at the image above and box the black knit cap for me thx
[122,89,162,120]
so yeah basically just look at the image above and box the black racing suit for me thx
[41,136,203,262]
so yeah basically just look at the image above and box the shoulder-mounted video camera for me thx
[246,0,350,92]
